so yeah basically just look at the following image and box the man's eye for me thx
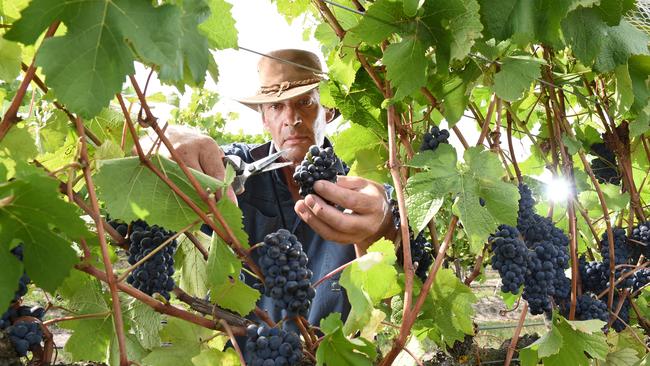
[300,99,313,106]
[271,104,282,110]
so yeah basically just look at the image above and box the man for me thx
[162,49,396,325]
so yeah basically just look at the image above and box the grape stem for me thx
[183,232,209,260]
[219,319,246,366]
[504,302,527,366]
[74,116,129,366]
[43,311,111,326]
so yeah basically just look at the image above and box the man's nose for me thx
[282,106,302,127]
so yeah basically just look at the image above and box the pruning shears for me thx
[222,150,292,195]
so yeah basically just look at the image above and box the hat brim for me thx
[235,83,340,122]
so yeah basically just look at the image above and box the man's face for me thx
[260,90,329,164]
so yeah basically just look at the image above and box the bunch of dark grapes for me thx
[489,225,528,295]
[572,294,609,322]
[631,221,650,261]
[579,256,608,294]
[257,229,315,317]
[420,126,450,152]
[599,228,630,267]
[515,184,570,315]
[126,220,177,301]
[1,306,46,356]
[589,142,620,185]
[245,324,303,366]
[108,218,128,237]
[293,145,339,197]
[396,231,434,282]
[631,268,650,293]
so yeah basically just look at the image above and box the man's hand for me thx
[294,176,396,253]
[138,126,237,203]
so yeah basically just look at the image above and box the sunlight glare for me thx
[546,178,571,202]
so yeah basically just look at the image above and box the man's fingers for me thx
[303,194,368,234]
[294,200,341,241]
[334,175,369,190]
[313,180,376,213]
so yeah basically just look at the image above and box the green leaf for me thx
[159,0,210,87]
[127,299,162,350]
[0,38,21,81]
[328,71,387,137]
[94,155,226,231]
[58,273,113,362]
[0,247,23,312]
[273,0,311,24]
[0,0,29,20]
[594,20,650,72]
[562,7,607,66]
[326,47,360,87]
[405,145,457,233]
[198,0,238,50]
[0,123,38,163]
[417,268,477,347]
[383,38,427,100]
[143,317,219,366]
[454,147,519,252]
[419,0,483,68]
[214,197,250,249]
[596,0,636,26]
[211,278,260,316]
[521,314,608,366]
[331,124,383,163]
[350,0,406,45]
[5,0,183,119]
[493,56,543,101]
[0,165,87,293]
[177,232,209,297]
[316,313,376,366]
[430,64,481,125]
[478,0,599,46]
[628,55,650,116]
[341,239,401,335]
[606,348,640,366]
[191,348,240,366]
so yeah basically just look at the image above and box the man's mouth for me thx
[284,136,308,145]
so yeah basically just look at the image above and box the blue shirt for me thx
[220,140,356,327]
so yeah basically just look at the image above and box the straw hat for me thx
[235,49,328,112]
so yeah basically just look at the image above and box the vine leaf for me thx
[383,38,427,100]
[198,0,238,50]
[0,164,88,294]
[158,0,210,89]
[142,317,222,366]
[561,8,607,66]
[596,0,636,26]
[206,232,258,315]
[493,56,544,102]
[127,300,163,350]
[94,155,226,232]
[415,268,476,348]
[520,314,608,366]
[0,38,21,81]
[478,0,599,46]
[605,348,641,366]
[593,20,650,72]
[350,0,406,45]
[191,347,240,366]
[519,315,608,366]
[0,249,22,312]
[405,145,458,233]
[340,240,400,335]
[177,233,210,298]
[273,0,311,24]
[407,146,518,253]
[316,313,377,366]
[5,0,183,119]
[419,0,483,70]
[57,271,114,362]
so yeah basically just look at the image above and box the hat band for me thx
[259,77,323,97]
